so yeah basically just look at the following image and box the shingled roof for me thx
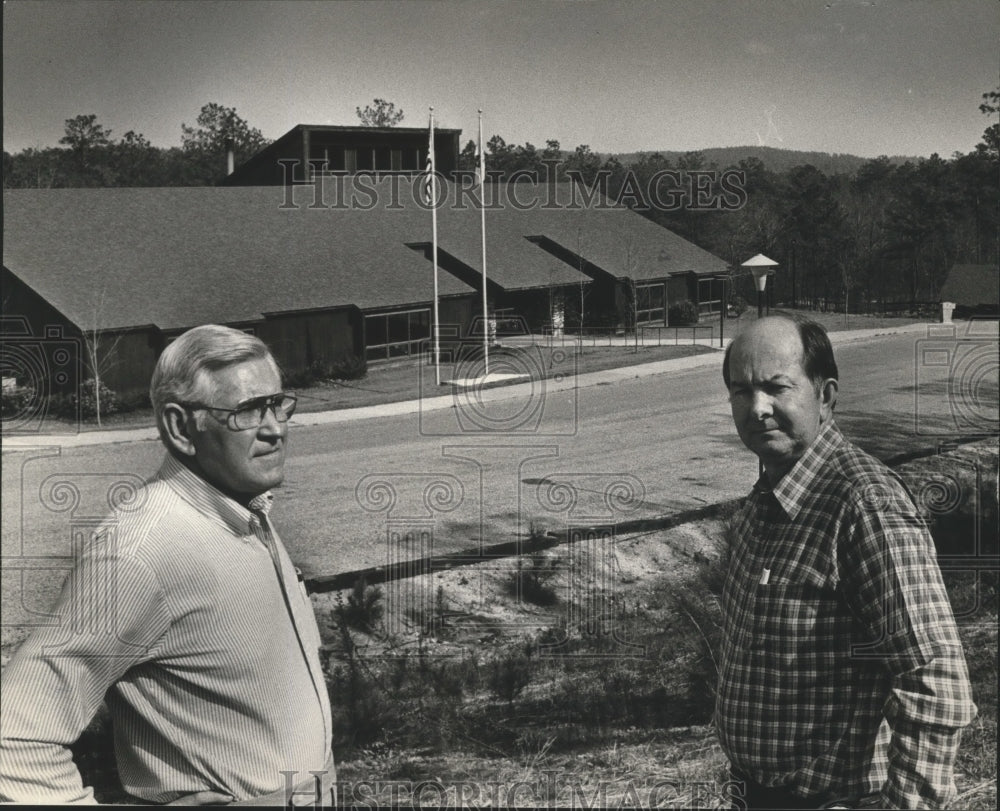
[3,185,473,332]
[938,264,999,308]
[3,180,727,333]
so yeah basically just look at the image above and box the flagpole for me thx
[429,107,441,385]
[478,109,489,376]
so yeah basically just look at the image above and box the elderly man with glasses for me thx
[1,325,334,806]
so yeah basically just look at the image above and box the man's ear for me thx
[162,404,198,457]
[819,378,839,420]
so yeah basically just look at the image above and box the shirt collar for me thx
[755,419,844,520]
[157,453,273,535]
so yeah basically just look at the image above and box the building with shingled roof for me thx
[938,264,999,317]
[3,174,727,398]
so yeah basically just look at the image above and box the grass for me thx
[949,572,999,810]
[324,574,995,810]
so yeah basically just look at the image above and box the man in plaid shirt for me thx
[716,315,976,810]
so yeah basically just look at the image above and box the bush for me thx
[489,645,534,704]
[327,618,486,755]
[284,354,368,388]
[115,391,152,413]
[334,578,384,633]
[668,300,700,326]
[727,295,748,317]
[329,634,393,749]
[72,378,119,419]
[329,353,367,381]
[506,551,561,606]
[1,384,37,419]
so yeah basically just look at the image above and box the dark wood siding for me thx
[439,295,475,338]
[258,308,361,375]
[98,331,161,398]
[224,126,463,186]
[2,268,160,397]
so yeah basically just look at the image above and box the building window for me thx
[401,149,420,171]
[697,277,722,314]
[636,282,666,325]
[365,308,431,361]
[312,146,346,174]
[374,147,392,171]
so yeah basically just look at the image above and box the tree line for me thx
[456,89,998,311]
[5,92,997,310]
[2,99,401,188]
[3,103,270,188]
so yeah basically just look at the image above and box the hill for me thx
[611,145,920,175]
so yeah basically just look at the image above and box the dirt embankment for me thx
[315,437,999,651]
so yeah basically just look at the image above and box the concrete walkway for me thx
[0,321,934,449]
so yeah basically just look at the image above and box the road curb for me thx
[1,322,935,448]
[306,498,743,593]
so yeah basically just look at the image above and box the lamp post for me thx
[718,273,727,348]
[739,254,779,481]
[741,254,779,319]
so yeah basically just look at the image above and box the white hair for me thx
[150,325,279,443]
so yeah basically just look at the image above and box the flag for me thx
[476,109,489,374]
[422,111,436,205]
[426,108,441,384]
[474,112,485,189]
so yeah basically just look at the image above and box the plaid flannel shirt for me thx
[716,421,976,809]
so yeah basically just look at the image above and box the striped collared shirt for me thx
[716,420,976,809]
[0,454,332,804]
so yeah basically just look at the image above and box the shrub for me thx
[115,391,152,413]
[329,628,393,749]
[728,295,748,317]
[328,353,367,381]
[506,551,561,606]
[334,578,384,633]
[1,385,37,419]
[489,645,534,704]
[284,354,368,388]
[668,300,700,326]
[71,378,119,419]
[282,367,312,389]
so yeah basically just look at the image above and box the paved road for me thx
[3,325,997,629]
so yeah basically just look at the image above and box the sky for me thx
[3,0,998,160]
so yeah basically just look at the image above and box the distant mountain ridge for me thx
[611,145,921,175]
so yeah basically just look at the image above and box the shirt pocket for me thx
[750,581,825,655]
[752,578,849,683]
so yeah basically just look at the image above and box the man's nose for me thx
[749,390,773,420]
[257,405,285,436]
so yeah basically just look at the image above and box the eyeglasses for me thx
[180,393,298,431]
